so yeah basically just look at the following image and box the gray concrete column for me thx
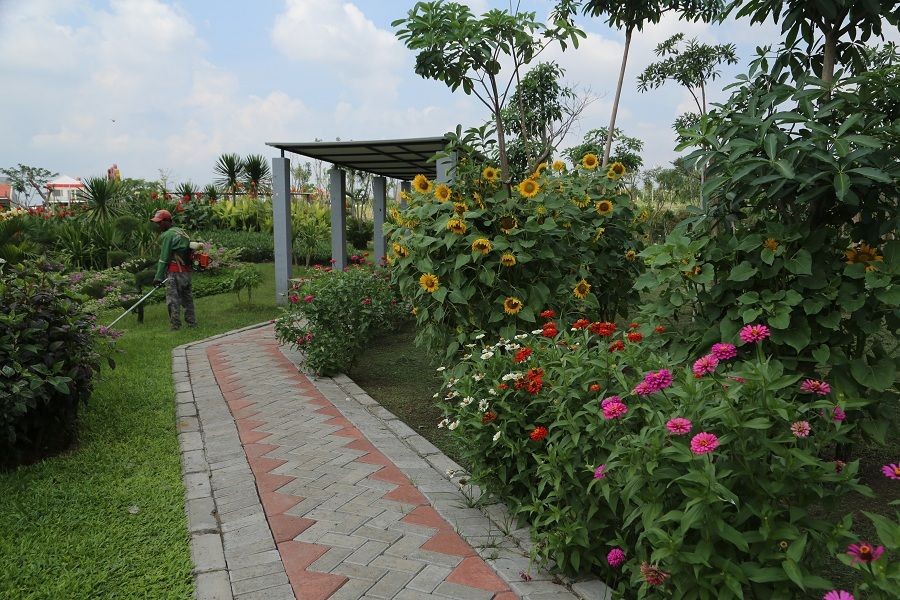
[373,176,386,264]
[436,151,457,184]
[329,167,347,270]
[272,156,292,305]
[400,180,411,209]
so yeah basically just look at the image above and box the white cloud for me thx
[271,0,405,98]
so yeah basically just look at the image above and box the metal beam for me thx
[373,176,386,265]
[329,168,347,270]
[272,156,293,305]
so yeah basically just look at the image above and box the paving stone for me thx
[180,431,204,453]
[233,583,295,600]
[191,533,226,574]
[365,570,415,599]
[195,570,233,600]
[433,581,496,600]
[182,449,209,474]
[571,579,613,599]
[184,471,212,500]
[231,571,289,595]
[229,561,285,583]
[186,496,218,534]
[408,564,453,594]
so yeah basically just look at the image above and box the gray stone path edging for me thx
[172,322,612,600]
[279,347,612,600]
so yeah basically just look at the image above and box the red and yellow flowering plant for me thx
[436,318,876,598]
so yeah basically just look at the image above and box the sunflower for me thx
[453,201,468,216]
[845,243,883,270]
[392,242,409,258]
[592,227,606,243]
[517,178,540,198]
[535,205,547,216]
[447,218,467,235]
[434,183,452,202]
[572,195,591,209]
[582,153,599,170]
[625,250,637,261]
[503,296,524,315]
[389,206,402,224]
[482,166,499,182]
[607,161,626,180]
[551,160,566,172]
[500,253,517,267]
[763,238,780,251]
[419,273,439,293]
[473,192,484,209]
[412,174,433,194]
[499,215,518,233]
[595,199,614,216]
[471,238,493,255]
[573,279,591,299]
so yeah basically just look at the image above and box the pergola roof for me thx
[267,137,448,181]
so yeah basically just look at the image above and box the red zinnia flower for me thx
[498,383,509,391]
[530,426,548,442]
[627,331,643,343]
[640,562,669,586]
[539,309,556,319]
[608,340,625,352]
[654,325,666,333]
[514,347,532,363]
[572,318,590,330]
[542,323,558,338]
[589,383,602,393]
[482,411,497,424]
[629,322,640,330]
[590,321,617,337]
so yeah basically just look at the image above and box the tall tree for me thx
[728,0,900,83]
[393,1,583,183]
[0,164,57,205]
[215,153,244,201]
[553,0,724,167]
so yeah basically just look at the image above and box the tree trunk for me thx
[489,74,511,183]
[603,26,633,168]
[821,27,837,83]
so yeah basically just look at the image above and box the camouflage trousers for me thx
[165,272,197,330]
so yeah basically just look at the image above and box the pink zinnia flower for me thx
[289,295,299,304]
[602,402,628,420]
[640,562,669,586]
[824,592,854,600]
[600,395,621,408]
[606,547,625,567]
[834,460,846,473]
[739,323,770,343]
[800,379,831,395]
[710,343,737,361]
[690,432,719,455]
[882,463,900,480]
[647,369,673,390]
[847,541,885,564]
[832,406,846,422]
[790,421,811,438]
[633,381,653,396]
[692,354,719,377]
[666,418,692,435]
[593,464,607,479]
[304,294,315,303]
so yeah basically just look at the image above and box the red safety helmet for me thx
[150,209,172,222]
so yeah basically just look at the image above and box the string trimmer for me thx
[107,277,171,328]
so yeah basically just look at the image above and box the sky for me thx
[0,0,890,188]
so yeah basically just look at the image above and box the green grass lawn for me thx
[0,263,281,600]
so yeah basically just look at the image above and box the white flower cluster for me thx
[459,396,474,407]
[480,350,494,360]
[478,399,489,411]
[501,372,522,381]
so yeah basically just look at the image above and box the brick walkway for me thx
[173,325,590,600]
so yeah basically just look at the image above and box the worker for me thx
[151,209,197,330]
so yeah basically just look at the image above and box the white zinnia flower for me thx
[460,396,474,407]
[531,329,544,335]
[448,420,460,430]
[515,333,529,340]
[473,373,484,381]
[475,333,485,340]
[480,351,494,360]
[436,366,446,372]
[492,430,501,442]
[438,419,449,428]
[478,399,489,411]
[488,388,498,396]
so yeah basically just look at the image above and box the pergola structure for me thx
[266,137,454,305]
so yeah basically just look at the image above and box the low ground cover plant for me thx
[435,314,895,598]
[1,260,117,467]
[275,265,408,375]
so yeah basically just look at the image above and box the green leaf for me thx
[811,346,830,364]
[742,417,772,429]
[863,511,900,547]
[782,559,805,591]
[784,250,812,275]
[432,287,448,302]
[728,261,757,282]
[834,172,849,201]
[786,533,807,562]
[850,357,896,391]
[875,286,900,306]
[717,522,750,552]
[455,253,471,269]
[772,318,810,353]
[848,167,892,183]
[774,159,795,178]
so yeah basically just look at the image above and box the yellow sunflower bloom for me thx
[399,191,411,202]
[592,227,605,243]
[412,174,433,194]
[473,192,484,209]
[582,153,599,170]
[625,250,637,261]
[453,202,468,216]
[419,273,439,293]
[471,238,493,255]
[447,218,467,235]
[499,215,518,233]
[434,183,452,202]
[389,207,402,224]
[763,238,780,251]
[535,205,547,216]
[845,243,883,271]
[551,160,566,172]
[517,179,540,198]
[392,242,409,258]
[503,296,524,315]
[573,279,591,299]
[572,195,590,209]
[595,199,614,216]
[607,162,626,180]
[482,166,499,182]
[500,253,516,267]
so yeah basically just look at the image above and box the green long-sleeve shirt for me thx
[155,227,191,281]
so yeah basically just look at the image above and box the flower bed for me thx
[435,313,895,598]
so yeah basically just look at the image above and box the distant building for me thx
[0,181,14,210]
[45,175,86,205]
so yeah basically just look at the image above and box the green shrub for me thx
[386,158,644,358]
[192,268,237,298]
[197,229,274,262]
[230,264,262,302]
[347,216,374,250]
[0,260,117,467]
[106,250,129,267]
[437,316,874,597]
[274,266,408,375]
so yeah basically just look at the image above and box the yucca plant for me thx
[243,154,271,197]
[215,153,244,201]
[203,184,220,202]
[79,176,124,224]
[174,181,198,201]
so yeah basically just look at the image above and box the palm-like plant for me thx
[80,176,124,224]
[175,181,198,201]
[203,184,220,203]
[215,153,244,201]
[243,154,271,197]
